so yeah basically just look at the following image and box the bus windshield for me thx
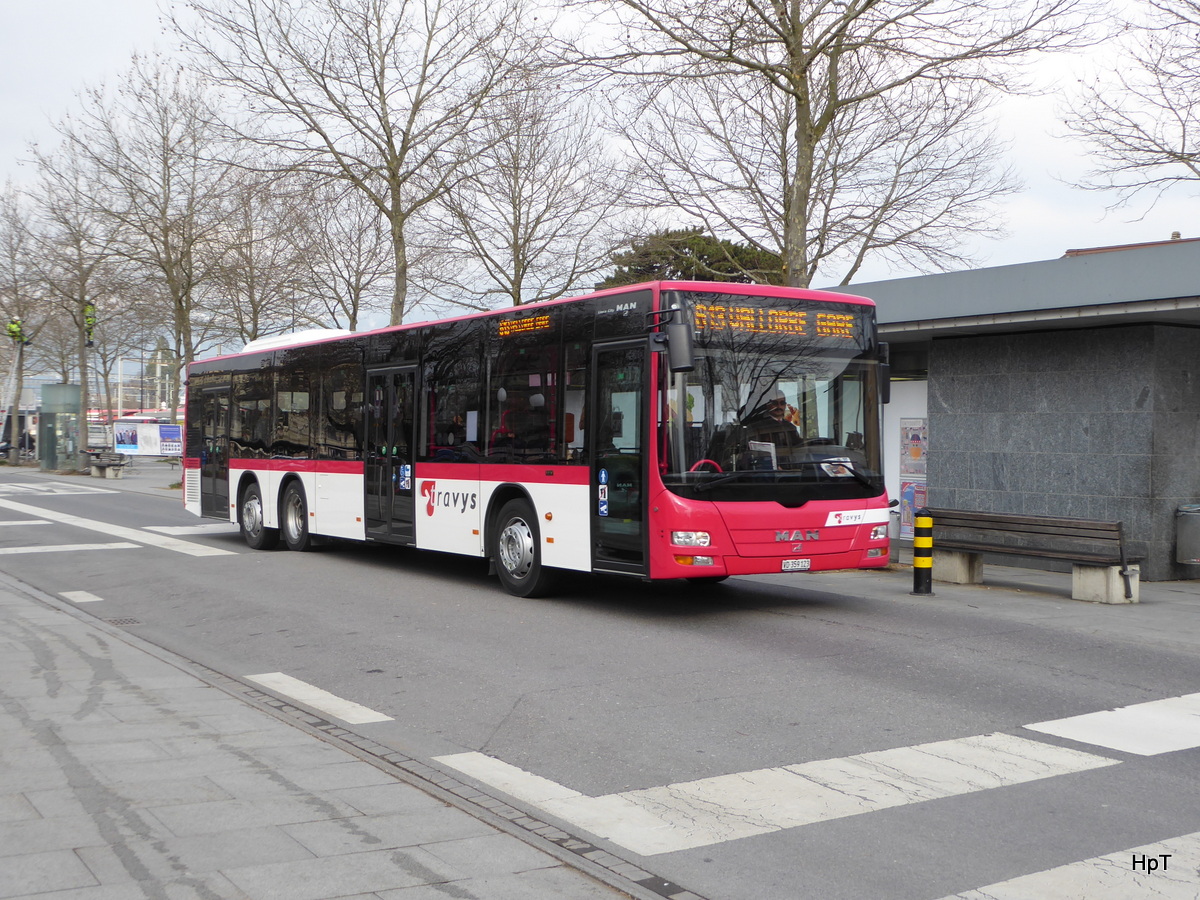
[659,291,884,505]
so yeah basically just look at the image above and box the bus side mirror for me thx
[878,342,891,405]
[665,317,695,372]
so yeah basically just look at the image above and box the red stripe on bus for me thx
[220,459,589,483]
[419,462,591,485]
[228,459,364,475]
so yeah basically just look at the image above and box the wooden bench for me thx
[89,451,128,479]
[926,508,1140,604]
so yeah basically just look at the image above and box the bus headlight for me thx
[675,555,714,566]
[672,531,711,547]
[870,525,888,541]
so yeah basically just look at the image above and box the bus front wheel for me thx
[240,482,279,550]
[493,499,558,598]
[281,482,313,552]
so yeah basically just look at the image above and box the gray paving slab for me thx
[328,782,451,816]
[0,848,98,898]
[419,831,564,876]
[377,866,625,900]
[220,845,464,899]
[75,825,316,882]
[283,806,499,856]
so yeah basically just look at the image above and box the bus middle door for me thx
[199,388,231,518]
[590,342,647,574]
[365,367,416,543]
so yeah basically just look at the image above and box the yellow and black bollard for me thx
[911,507,934,595]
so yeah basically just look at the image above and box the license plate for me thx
[782,558,811,571]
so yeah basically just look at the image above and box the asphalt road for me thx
[3,468,1199,900]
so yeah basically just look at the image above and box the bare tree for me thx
[295,179,394,331]
[209,170,321,344]
[87,276,171,419]
[1066,0,1200,206]
[50,56,236,418]
[0,184,49,457]
[427,73,634,307]
[565,0,1098,287]
[27,137,131,468]
[175,0,536,324]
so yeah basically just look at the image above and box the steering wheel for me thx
[689,459,723,473]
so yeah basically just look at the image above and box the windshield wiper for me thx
[693,472,749,492]
[792,459,877,489]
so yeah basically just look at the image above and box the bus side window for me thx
[562,341,587,463]
[423,353,482,462]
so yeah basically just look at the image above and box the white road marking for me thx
[246,672,393,725]
[1026,692,1200,755]
[144,524,237,535]
[0,498,236,557]
[0,543,140,555]
[61,591,106,603]
[0,482,116,496]
[436,732,1117,856]
[938,830,1200,899]
[0,520,51,526]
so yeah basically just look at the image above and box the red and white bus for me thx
[184,281,892,595]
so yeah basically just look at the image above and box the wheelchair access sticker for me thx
[598,468,610,516]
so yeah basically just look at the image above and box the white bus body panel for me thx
[414,476,591,572]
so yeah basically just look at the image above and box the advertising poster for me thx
[900,418,927,477]
[116,424,183,457]
[898,418,928,539]
[899,479,928,539]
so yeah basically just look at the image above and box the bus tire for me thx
[240,482,279,550]
[493,498,558,598]
[281,481,313,552]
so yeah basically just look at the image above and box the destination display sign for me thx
[497,313,552,338]
[693,303,863,342]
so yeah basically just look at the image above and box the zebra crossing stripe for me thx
[0,542,140,555]
[936,830,1200,899]
[246,672,393,725]
[1026,692,1200,756]
[437,732,1117,856]
[0,498,235,557]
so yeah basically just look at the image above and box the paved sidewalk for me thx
[0,579,640,900]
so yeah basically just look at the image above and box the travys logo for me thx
[420,481,478,517]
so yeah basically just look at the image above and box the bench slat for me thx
[936,539,1125,565]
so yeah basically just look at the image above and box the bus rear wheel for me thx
[493,499,558,598]
[281,482,313,552]
[240,482,279,550]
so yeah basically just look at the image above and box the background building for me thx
[830,237,1200,582]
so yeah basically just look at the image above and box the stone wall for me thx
[926,324,1200,581]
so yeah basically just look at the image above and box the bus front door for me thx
[199,388,230,517]
[365,367,416,543]
[590,343,646,574]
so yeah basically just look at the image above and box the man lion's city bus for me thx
[184,281,892,596]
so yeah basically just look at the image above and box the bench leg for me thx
[933,549,983,585]
[90,466,104,478]
[1072,564,1139,604]
[105,466,123,480]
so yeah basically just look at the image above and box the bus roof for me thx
[193,280,876,365]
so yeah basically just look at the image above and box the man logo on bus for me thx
[776,530,820,542]
[420,481,478,517]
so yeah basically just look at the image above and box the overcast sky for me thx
[1,0,1193,287]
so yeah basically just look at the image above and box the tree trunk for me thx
[389,208,408,326]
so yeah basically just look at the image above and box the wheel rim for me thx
[242,492,263,537]
[284,490,304,540]
[498,515,535,580]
